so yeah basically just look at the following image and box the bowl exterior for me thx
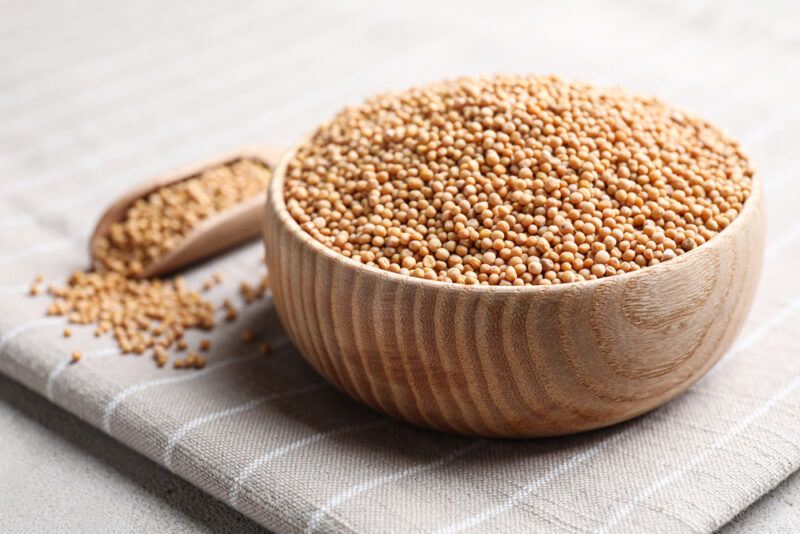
[264,173,764,438]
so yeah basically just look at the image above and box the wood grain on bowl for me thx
[264,145,765,438]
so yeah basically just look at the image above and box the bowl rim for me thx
[266,137,762,294]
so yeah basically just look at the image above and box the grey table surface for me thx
[2,371,799,533]
[2,0,799,532]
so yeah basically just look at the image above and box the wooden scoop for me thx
[90,145,283,278]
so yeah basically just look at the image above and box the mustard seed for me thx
[240,282,255,304]
[173,352,206,370]
[71,351,82,363]
[285,75,753,286]
[153,346,168,368]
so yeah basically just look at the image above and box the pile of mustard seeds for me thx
[47,271,215,364]
[33,158,273,369]
[95,158,271,277]
[285,75,754,286]
[36,268,270,369]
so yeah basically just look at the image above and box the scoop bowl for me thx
[91,145,283,279]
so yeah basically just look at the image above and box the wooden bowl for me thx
[263,143,765,438]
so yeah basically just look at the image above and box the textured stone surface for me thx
[0,373,265,533]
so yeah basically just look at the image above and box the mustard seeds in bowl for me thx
[284,75,754,286]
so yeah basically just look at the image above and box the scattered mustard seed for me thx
[285,75,753,286]
[240,282,258,304]
[39,269,269,369]
[153,346,168,367]
[259,343,271,355]
[222,299,238,322]
[43,271,214,360]
[173,352,206,370]
[71,351,82,363]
